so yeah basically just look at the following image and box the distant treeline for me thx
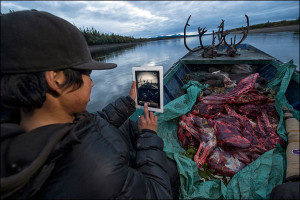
[79,27,150,45]
[231,18,300,31]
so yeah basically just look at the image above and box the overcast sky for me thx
[1,1,299,38]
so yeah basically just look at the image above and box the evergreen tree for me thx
[79,26,148,45]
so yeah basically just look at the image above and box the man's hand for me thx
[129,81,136,101]
[138,103,157,133]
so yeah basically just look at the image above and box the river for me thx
[87,32,299,112]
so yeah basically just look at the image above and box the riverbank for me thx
[231,24,299,34]
[89,42,141,53]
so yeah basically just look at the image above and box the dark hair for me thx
[60,68,92,92]
[1,68,91,113]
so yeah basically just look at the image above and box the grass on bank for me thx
[230,18,300,32]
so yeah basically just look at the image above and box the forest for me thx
[79,27,150,45]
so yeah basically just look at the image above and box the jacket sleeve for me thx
[94,96,136,128]
[117,130,173,199]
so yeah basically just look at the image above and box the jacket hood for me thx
[0,112,93,199]
[1,112,93,177]
[1,123,73,177]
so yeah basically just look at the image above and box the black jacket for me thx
[0,96,173,199]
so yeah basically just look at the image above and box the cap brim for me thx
[72,59,117,71]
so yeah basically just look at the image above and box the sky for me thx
[1,1,299,38]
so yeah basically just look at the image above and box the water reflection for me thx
[91,43,145,62]
[246,32,299,65]
[87,32,299,112]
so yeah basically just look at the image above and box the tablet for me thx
[132,66,164,113]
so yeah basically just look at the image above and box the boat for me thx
[131,15,299,119]
[130,43,300,120]
[129,43,299,199]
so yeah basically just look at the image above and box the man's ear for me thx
[45,71,64,95]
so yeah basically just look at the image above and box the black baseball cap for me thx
[1,10,117,74]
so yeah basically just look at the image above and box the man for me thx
[1,10,179,199]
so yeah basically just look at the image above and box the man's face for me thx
[60,74,94,115]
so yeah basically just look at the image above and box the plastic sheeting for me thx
[155,61,298,199]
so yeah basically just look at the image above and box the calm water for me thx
[87,32,299,112]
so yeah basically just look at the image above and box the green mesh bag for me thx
[155,61,298,199]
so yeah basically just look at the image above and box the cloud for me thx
[0,1,29,11]
[1,1,299,38]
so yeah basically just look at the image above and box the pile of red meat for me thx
[178,73,285,177]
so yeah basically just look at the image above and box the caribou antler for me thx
[234,15,249,47]
[183,14,250,57]
[200,19,226,58]
[184,15,203,52]
[223,15,249,57]
[215,19,225,47]
[184,15,227,57]
[224,15,249,49]
[198,27,207,49]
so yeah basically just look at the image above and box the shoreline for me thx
[89,25,299,53]
[230,24,299,34]
[89,42,141,53]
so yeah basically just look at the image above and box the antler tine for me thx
[215,19,225,47]
[234,14,250,47]
[217,19,224,41]
[223,34,231,47]
[211,31,216,46]
[198,27,207,48]
[184,15,203,52]
[222,21,232,48]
